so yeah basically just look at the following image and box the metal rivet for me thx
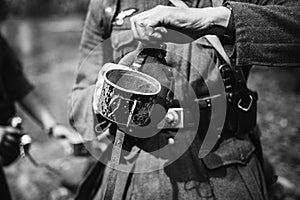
[168,138,175,145]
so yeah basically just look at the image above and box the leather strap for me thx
[103,131,125,200]
[204,35,231,66]
[168,0,190,8]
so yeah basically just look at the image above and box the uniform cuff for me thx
[223,4,235,38]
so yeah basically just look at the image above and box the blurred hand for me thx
[0,126,22,166]
[51,124,74,139]
[130,5,231,44]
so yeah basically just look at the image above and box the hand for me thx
[0,126,22,166]
[130,5,231,44]
[51,124,74,139]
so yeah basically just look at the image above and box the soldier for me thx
[0,1,74,199]
[70,0,299,199]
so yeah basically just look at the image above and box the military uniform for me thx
[69,0,300,199]
[0,33,34,200]
[1,2,33,198]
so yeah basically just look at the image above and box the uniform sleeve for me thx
[69,0,112,140]
[226,0,300,67]
[2,38,34,100]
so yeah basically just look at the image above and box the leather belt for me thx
[158,94,222,129]
[159,89,257,134]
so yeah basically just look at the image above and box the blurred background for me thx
[2,1,90,200]
[0,0,299,200]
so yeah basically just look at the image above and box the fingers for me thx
[130,6,167,43]
[130,6,201,44]
[4,127,21,134]
[130,15,155,41]
[130,17,151,41]
[152,27,167,40]
[130,18,166,43]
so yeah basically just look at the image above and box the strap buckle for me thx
[237,94,253,112]
[219,64,234,92]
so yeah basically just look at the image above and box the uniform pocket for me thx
[110,29,138,61]
[202,138,255,169]
[202,138,268,200]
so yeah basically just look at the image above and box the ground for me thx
[2,16,300,200]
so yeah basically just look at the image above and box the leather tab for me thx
[203,138,255,170]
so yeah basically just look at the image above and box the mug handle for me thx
[131,43,167,71]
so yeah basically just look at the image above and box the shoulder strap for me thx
[204,35,231,66]
[168,0,190,8]
[211,0,223,7]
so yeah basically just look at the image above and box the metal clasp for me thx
[157,108,184,129]
[237,95,253,112]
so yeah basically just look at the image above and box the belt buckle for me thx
[237,94,253,112]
